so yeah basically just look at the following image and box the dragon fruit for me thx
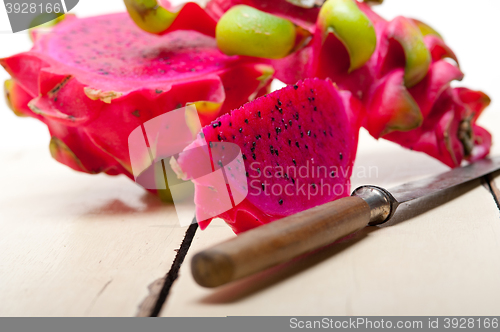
[311,1,492,167]
[1,12,274,198]
[185,0,491,168]
[275,0,492,167]
[176,78,360,233]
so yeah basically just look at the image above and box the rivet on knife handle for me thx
[191,187,394,288]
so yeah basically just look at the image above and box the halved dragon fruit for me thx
[176,78,360,233]
[1,12,273,196]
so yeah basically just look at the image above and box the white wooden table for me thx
[1,0,500,317]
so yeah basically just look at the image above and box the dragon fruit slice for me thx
[1,13,274,195]
[176,78,360,233]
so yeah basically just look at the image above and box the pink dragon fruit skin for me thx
[267,0,492,168]
[1,13,273,182]
[205,0,321,32]
[177,78,360,233]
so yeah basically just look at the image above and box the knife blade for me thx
[191,156,500,288]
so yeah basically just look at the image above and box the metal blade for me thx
[388,156,500,203]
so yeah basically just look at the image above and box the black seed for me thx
[295,141,299,148]
[282,119,284,123]
[262,183,265,191]
[218,121,222,127]
[277,172,281,177]
[307,130,311,136]
[268,133,271,139]
[284,124,288,129]
[310,89,314,93]
[312,97,315,101]
[311,184,316,189]
[279,199,283,205]
[314,134,317,138]
[252,153,256,160]
[288,139,291,146]
[239,127,243,133]
[232,135,236,139]
[253,141,256,147]
[256,135,261,140]
[270,145,274,154]
[308,97,312,101]
[301,132,304,138]
[245,119,249,124]
[275,150,279,156]
[339,153,343,160]
[251,147,255,152]
[258,111,261,118]
[293,159,296,166]
[284,173,288,179]
[278,108,283,114]
[314,106,317,111]
[229,122,232,127]
[242,154,247,160]
[293,85,298,90]
[295,113,299,120]
[305,144,309,149]
[277,99,282,106]
[271,117,275,121]
[131,110,140,117]
[292,178,295,184]
[217,134,222,141]
[212,123,218,128]
[257,168,261,174]
[330,171,336,178]
[298,125,301,129]
[275,105,279,111]
[289,120,292,127]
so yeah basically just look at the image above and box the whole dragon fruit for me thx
[148,0,490,168]
[299,0,492,167]
[1,12,274,199]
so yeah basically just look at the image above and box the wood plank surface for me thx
[161,137,500,316]
[2,0,500,317]
[0,149,188,316]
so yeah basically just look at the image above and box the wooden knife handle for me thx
[191,196,371,288]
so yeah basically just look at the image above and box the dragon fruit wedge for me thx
[1,12,274,199]
[176,78,360,233]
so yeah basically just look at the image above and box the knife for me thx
[191,156,500,288]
